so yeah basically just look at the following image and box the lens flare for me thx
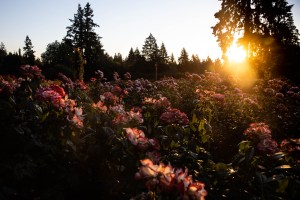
[224,44,257,89]
[226,44,247,63]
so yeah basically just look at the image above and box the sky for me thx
[1,0,300,61]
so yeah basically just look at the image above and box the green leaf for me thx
[214,162,229,172]
[238,140,251,153]
[201,134,209,143]
[276,178,289,193]
[170,140,179,149]
[198,120,205,132]
[191,114,198,123]
[190,124,197,132]
[154,120,159,127]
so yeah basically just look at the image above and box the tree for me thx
[113,53,123,65]
[82,3,104,67]
[178,48,190,73]
[178,48,189,66]
[190,54,201,73]
[23,36,35,65]
[212,0,299,59]
[169,53,177,65]
[65,3,104,78]
[159,43,169,64]
[42,40,73,66]
[142,33,160,63]
[126,47,135,66]
[66,4,85,49]
[0,42,7,67]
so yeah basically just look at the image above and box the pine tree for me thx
[159,43,169,64]
[65,3,104,78]
[126,47,135,65]
[66,4,85,49]
[178,48,189,66]
[23,36,35,65]
[142,33,160,63]
[0,42,7,67]
[212,0,299,58]
[83,2,103,66]
[169,53,176,65]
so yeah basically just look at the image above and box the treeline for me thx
[1,1,300,82]
[0,3,221,81]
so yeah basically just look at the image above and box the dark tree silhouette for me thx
[213,0,299,58]
[178,48,190,73]
[65,3,104,79]
[159,42,169,64]
[142,33,160,63]
[212,0,300,79]
[23,36,35,65]
[0,42,7,68]
[178,48,189,66]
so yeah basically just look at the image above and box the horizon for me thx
[1,0,300,61]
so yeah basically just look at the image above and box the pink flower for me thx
[256,137,279,154]
[160,108,189,125]
[67,107,84,128]
[111,85,123,95]
[143,97,171,110]
[243,123,272,140]
[74,80,88,90]
[127,108,144,124]
[92,101,108,113]
[135,158,207,199]
[187,182,208,200]
[211,93,225,102]
[146,151,161,164]
[125,128,145,146]
[35,85,66,109]
[20,65,44,80]
[100,92,118,106]
[136,159,158,178]
[0,75,21,95]
[90,77,97,82]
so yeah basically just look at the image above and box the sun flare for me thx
[226,44,247,63]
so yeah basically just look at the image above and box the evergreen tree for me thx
[66,4,84,49]
[159,42,169,64]
[0,42,7,67]
[134,47,145,63]
[65,3,104,78]
[169,53,177,65]
[23,36,35,65]
[178,48,189,66]
[126,47,135,66]
[212,0,299,58]
[178,48,190,73]
[113,53,123,65]
[142,33,160,63]
[83,2,104,66]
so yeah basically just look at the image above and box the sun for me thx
[226,44,247,63]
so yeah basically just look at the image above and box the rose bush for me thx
[0,66,299,199]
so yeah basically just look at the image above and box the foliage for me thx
[0,65,300,199]
[23,36,35,65]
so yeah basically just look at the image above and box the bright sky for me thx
[1,0,300,61]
